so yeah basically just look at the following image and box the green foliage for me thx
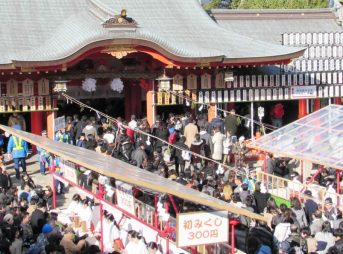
[237,0,328,9]
[203,0,222,10]
[203,0,328,9]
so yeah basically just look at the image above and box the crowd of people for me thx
[1,108,342,254]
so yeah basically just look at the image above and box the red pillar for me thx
[298,99,308,119]
[334,97,342,105]
[31,112,43,152]
[313,99,321,112]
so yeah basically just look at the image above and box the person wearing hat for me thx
[1,214,16,242]
[7,124,29,179]
[324,197,337,221]
[25,223,53,254]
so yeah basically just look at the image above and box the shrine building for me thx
[0,0,306,139]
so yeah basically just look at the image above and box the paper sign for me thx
[115,180,135,215]
[60,160,78,185]
[177,211,228,248]
[291,86,317,99]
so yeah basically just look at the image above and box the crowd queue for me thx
[1,106,342,254]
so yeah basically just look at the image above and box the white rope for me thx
[61,93,250,177]
[166,90,277,131]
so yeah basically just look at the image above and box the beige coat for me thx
[184,123,198,148]
[211,131,225,161]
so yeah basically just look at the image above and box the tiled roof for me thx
[212,8,343,44]
[0,0,303,66]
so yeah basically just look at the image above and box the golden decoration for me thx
[101,46,137,59]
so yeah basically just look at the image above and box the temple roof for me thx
[0,0,303,67]
[212,8,343,44]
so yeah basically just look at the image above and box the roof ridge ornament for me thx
[103,9,138,31]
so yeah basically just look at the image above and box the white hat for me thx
[239,136,245,142]
[3,214,13,223]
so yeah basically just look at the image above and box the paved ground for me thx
[4,154,75,209]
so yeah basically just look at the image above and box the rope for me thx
[61,93,249,177]
[166,90,278,131]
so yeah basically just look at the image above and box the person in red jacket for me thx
[271,103,284,128]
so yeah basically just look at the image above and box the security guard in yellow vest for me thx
[7,125,29,179]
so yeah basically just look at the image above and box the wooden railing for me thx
[257,171,343,210]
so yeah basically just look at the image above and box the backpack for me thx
[273,105,284,119]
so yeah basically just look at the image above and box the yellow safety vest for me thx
[12,136,23,150]
[59,133,69,142]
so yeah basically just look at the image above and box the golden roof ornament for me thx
[103,9,137,29]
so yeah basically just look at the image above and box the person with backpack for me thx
[271,103,284,128]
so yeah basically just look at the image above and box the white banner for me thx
[177,211,228,247]
[115,180,135,215]
[291,86,317,99]
[60,160,78,185]
[54,116,65,132]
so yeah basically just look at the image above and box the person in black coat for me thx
[253,182,271,214]
[173,136,189,176]
[0,167,11,191]
[30,201,47,236]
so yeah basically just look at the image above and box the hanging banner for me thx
[176,211,228,248]
[115,180,135,215]
[198,91,204,103]
[157,92,163,105]
[0,99,4,112]
[45,97,52,110]
[38,96,44,110]
[217,90,223,103]
[30,97,36,111]
[164,92,170,105]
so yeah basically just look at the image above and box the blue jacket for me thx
[7,136,28,159]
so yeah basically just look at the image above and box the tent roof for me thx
[0,125,266,221]
[0,0,303,67]
[248,105,343,170]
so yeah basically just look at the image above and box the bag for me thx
[181,150,191,161]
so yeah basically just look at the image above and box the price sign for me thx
[115,181,135,215]
[177,211,228,247]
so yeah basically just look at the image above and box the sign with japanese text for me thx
[60,160,78,185]
[291,86,317,99]
[115,180,135,215]
[176,211,228,247]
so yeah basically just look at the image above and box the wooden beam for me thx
[1,125,266,222]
